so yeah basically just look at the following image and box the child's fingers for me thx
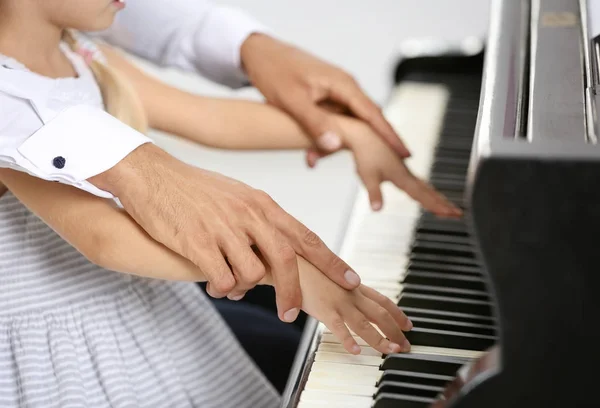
[357,297,411,352]
[305,148,326,168]
[360,285,413,331]
[326,314,361,355]
[390,170,461,217]
[357,167,383,211]
[345,309,402,355]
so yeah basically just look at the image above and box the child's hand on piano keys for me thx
[295,255,413,355]
[338,116,461,217]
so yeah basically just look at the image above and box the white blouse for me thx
[0,1,269,198]
[0,41,151,198]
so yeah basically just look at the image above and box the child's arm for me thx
[101,46,460,217]
[0,168,217,283]
[101,45,310,150]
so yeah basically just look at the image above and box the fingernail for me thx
[319,131,342,151]
[402,339,411,352]
[283,308,300,323]
[307,151,319,168]
[371,201,382,211]
[230,294,245,301]
[388,343,401,353]
[351,344,361,354]
[405,319,413,330]
[344,270,361,286]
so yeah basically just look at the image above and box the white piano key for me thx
[310,361,381,379]
[314,351,383,366]
[298,390,373,408]
[409,345,483,360]
[318,343,382,357]
[304,377,377,396]
[307,369,378,385]
[320,332,369,346]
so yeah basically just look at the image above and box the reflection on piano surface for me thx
[283,0,600,406]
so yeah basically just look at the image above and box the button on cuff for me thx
[52,156,66,169]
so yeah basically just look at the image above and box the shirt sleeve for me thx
[93,0,272,89]
[0,94,152,199]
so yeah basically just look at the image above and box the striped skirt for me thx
[0,192,280,408]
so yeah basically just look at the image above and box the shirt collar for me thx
[0,51,71,124]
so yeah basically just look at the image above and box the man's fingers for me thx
[357,167,383,211]
[221,236,266,290]
[250,225,302,323]
[192,246,236,298]
[329,83,411,158]
[272,212,361,290]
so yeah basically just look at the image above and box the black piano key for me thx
[398,293,492,316]
[410,241,475,258]
[429,172,467,182]
[404,327,495,351]
[416,221,469,235]
[421,213,465,223]
[430,180,466,192]
[409,316,496,336]
[403,271,487,292]
[407,261,482,275]
[377,370,453,388]
[376,381,443,399]
[417,222,469,234]
[380,353,468,374]
[409,253,480,267]
[414,233,472,245]
[435,139,474,150]
[401,307,495,326]
[373,393,435,408]
[401,283,489,301]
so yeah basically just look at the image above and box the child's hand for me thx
[340,116,461,216]
[296,256,413,355]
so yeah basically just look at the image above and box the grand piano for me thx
[281,0,600,406]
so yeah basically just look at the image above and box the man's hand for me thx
[90,144,361,323]
[240,34,411,166]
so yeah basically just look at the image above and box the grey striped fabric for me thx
[0,191,281,407]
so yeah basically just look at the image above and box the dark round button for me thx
[52,156,66,169]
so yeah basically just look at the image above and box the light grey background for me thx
[137,1,490,252]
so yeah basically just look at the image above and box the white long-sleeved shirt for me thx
[94,0,269,88]
[0,1,268,198]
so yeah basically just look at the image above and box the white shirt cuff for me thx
[17,104,153,198]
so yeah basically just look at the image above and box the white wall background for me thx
[140,1,491,252]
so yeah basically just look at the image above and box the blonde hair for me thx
[62,30,148,134]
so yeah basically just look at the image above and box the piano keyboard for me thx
[296,68,491,408]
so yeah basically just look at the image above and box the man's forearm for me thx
[88,142,167,199]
